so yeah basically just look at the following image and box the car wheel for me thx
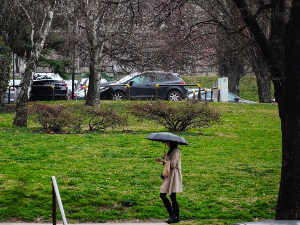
[112,91,125,100]
[168,90,182,101]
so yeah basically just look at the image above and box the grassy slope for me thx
[0,98,280,225]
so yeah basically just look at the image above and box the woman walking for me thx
[156,140,182,224]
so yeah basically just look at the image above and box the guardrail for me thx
[52,176,68,225]
[7,83,220,102]
[189,86,220,102]
[82,84,221,101]
[155,84,202,100]
[156,84,220,102]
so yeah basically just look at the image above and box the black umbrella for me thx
[145,132,189,145]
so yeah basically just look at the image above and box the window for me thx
[131,75,151,84]
[152,73,175,82]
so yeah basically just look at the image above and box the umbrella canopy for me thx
[145,132,189,145]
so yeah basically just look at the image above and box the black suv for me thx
[100,71,188,101]
[29,79,68,101]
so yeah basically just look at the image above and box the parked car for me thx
[100,71,188,101]
[29,79,68,101]
[33,72,62,80]
[2,91,15,104]
[71,78,108,100]
[231,221,300,225]
[188,89,257,103]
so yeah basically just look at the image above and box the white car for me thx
[73,78,107,100]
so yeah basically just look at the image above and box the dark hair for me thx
[167,141,178,155]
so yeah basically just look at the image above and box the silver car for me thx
[188,89,257,103]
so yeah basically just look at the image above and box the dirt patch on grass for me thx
[216,132,238,137]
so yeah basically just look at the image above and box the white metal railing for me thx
[52,176,68,225]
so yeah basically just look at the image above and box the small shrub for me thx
[28,103,71,133]
[65,105,91,131]
[86,106,127,131]
[28,103,127,133]
[130,101,221,131]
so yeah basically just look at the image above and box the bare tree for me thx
[145,0,272,101]
[63,0,140,107]
[0,0,58,127]
[230,0,300,219]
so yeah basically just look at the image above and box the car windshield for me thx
[118,73,139,84]
[228,93,241,100]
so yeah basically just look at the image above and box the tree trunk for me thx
[232,0,300,219]
[275,2,300,216]
[85,47,101,107]
[85,24,103,107]
[13,4,55,127]
[0,44,11,111]
[13,54,35,127]
[275,71,300,219]
[250,47,272,103]
[219,56,244,96]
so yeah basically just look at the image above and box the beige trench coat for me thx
[160,148,182,195]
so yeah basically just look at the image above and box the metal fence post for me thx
[126,84,130,100]
[52,182,56,225]
[51,176,68,225]
[8,88,11,104]
[50,86,54,101]
[197,84,201,101]
[84,86,88,100]
[155,84,159,99]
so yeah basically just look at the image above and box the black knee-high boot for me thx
[160,193,177,224]
[170,193,180,223]
[172,201,180,223]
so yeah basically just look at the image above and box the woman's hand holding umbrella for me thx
[156,151,167,163]
[163,152,167,158]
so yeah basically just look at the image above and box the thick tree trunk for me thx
[232,0,300,219]
[13,5,55,127]
[85,24,104,107]
[275,2,300,216]
[85,47,101,107]
[250,47,272,103]
[275,74,300,219]
[219,56,244,96]
[12,55,35,127]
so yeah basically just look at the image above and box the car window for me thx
[152,73,176,82]
[33,80,66,86]
[201,91,211,98]
[119,74,137,83]
[131,75,151,83]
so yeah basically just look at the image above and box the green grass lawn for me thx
[0,99,281,225]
